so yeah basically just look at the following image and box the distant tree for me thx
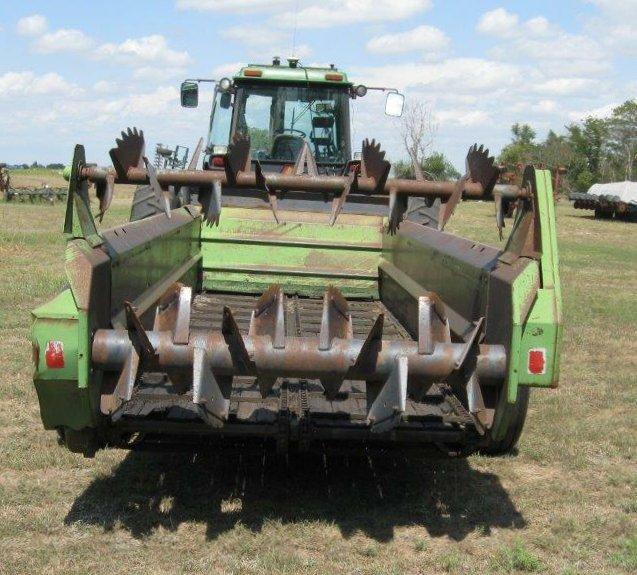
[46,163,65,170]
[400,101,437,180]
[248,127,271,154]
[537,130,573,168]
[511,123,536,145]
[498,123,539,167]
[605,99,637,181]
[566,117,608,191]
[394,151,460,180]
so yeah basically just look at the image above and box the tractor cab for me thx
[181,58,404,176]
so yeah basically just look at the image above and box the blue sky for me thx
[0,0,635,169]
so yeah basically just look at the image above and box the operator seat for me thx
[271,134,305,162]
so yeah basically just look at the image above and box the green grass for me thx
[493,540,544,572]
[0,198,635,574]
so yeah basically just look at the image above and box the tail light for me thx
[211,156,225,168]
[45,341,65,369]
[527,348,546,375]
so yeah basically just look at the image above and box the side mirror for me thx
[180,81,199,108]
[385,92,405,117]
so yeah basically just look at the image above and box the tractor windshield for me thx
[233,83,350,165]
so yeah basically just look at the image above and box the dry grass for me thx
[7,168,68,189]
[0,193,635,575]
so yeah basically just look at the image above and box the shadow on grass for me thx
[65,447,525,542]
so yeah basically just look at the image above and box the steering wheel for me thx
[275,128,307,138]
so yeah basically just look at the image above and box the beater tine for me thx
[388,189,409,234]
[417,293,450,355]
[222,306,252,371]
[330,168,358,226]
[153,284,191,344]
[318,286,352,351]
[200,180,222,226]
[224,133,251,185]
[143,157,171,218]
[361,138,390,194]
[249,284,286,349]
[192,346,230,427]
[354,313,384,371]
[255,161,281,224]
[124,301,155,360]
[188,137,204,170]
[366,355,408,433]
[109,126,145,179]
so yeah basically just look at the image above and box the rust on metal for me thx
[361,138,391,194]
[93,283,508,430]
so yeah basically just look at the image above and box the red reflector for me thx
[244,69,263,77]
[212,156,225,167]
[45,341,65,369]
[325,73,343,82]
[527,348,546,375]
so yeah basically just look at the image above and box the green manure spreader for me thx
[31,60,562,457]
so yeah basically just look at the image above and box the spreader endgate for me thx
[93,283,508,433]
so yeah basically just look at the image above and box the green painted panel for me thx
[32,289,78,320]
[201,209,382,244]
[34,380,93,430]
[201,208,382,297]
[234,65,351,86]
[202,242,379,274]
[202,272,377,299]
[32,315,79,382]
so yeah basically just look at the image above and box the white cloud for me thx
[568,102,619,122]
[476,8,519,38]
[532,99,558,114]
[176,0,290,11]
[524,16,551,37]
[477,8,609,86]
[221,25,311,59]
[366,25,450,56]
[281,0,431,29]
[534,78,597,96]
[0,71,80,98]
[585,0,637,56]
[94,35,191,68]
[16,14,48,36]
[213,62,246,78]
[353,58,521,93]
[93,80,118,93]
[33,29,94,54]
[177,0,430,26]
[435,108,491,127]
[587,0,637,20]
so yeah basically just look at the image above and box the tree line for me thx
[396,99,636,192]
[498,99,636,192]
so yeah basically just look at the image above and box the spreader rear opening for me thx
[99,291,484,451]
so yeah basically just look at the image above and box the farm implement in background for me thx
[570,181,637,221]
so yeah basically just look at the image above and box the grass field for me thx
[0,190,635,574]
[6,167,68,189]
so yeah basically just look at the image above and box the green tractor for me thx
[131,57,406,221]
[31,59,562,458]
